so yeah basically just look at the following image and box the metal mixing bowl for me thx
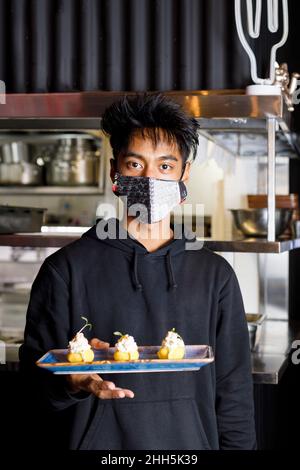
[230,208,293,237]
[246,313,266,351]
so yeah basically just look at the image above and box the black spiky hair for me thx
[101,92,200,164]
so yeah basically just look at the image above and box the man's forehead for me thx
[128,131,180,154]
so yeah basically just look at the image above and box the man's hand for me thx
[66,338,134,399]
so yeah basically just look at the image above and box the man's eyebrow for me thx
[124,152,179,162]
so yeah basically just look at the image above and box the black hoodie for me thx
[19,218,256,450]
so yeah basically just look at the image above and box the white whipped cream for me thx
[68,332,92,353]
[115,335,138,353]
[162,330,185,350]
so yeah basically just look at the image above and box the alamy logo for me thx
[95,199,206,251]
[292,81,300,105]
[291,340,300,365]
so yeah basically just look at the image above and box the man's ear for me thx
[181,161,191,182]
[110,158,117,183]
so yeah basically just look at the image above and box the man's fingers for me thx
[99,382,134,398]
[84,376,134,399]
[96,388,135,400]
[89,380,134,399]
[98,389,126,399]
[114,387,135,399]
[90,338,110,349]
[100,380,116,391]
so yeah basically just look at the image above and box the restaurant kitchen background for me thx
[1,0,300,451]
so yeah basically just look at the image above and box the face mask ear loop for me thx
[112,158,121,183]
[179,162,187,182]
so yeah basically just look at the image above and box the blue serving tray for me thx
[36,345,214,374]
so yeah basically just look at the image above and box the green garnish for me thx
[113,331,124,337]
[78,316,92,334]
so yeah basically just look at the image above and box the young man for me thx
[20,93,256,450]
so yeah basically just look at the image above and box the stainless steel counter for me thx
[251,319,300,384]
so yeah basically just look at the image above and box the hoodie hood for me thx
[82,217,199,292]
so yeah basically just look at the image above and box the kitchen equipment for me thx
[1,142,29,164]
[246,313,265,351]
[46,137,98,186]
[274,62,300,112]
[230,208,293,237]
[0,162,43,185]
[36,344,214,375]
[46,159,95,185]
[247,194,299,209]
[248,194,300,237]
[0,205,46,233]
[0,141,43,185]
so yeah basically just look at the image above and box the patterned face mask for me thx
[112,172,187,224]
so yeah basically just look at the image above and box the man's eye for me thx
[127,161,142,169]
[160,163,172,170]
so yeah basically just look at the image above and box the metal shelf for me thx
[0,90,292,242]
[0,91,284,121]
[0,232,80,248]
[0,186,104,195]
[202,237,300,253]
[0,231,300,252]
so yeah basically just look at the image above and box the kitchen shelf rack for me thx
[0,186,104,195]
[0,232,79,248]
[203,237,300,253]
[0,90,294,242]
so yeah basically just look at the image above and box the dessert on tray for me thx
[113,331,139,361]
[37,323,214,373]
[67,316,95,363]
[66,322,185,364]
[157,328,186,360]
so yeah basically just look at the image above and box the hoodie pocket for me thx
[190,399,211,450]
[116,397,211,450]
[78,402,106,450]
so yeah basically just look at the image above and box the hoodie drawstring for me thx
[132,250,143,291]
[132,249,178,292]
[166,250,178,290]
